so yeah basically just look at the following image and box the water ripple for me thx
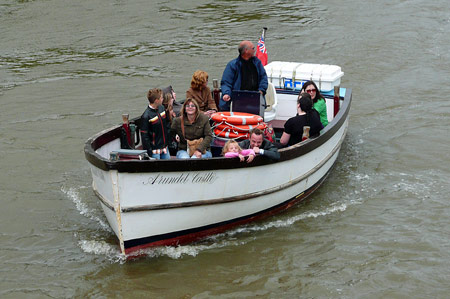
[61,186,111,233]
[77,199,351,263]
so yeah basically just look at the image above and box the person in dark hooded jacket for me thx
[219,40,268,111]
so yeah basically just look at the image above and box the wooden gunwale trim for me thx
[94,123,347,213]
[93,188,114,211]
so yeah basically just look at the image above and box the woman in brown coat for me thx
[171,98,213,159]
[186,70,217,117]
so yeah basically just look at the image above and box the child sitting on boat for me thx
[222,140,256,162]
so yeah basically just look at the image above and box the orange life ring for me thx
[215,123,267,133]
[210,112,263,125]
[213,128,249,140]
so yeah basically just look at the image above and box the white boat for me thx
[84,61,351,255]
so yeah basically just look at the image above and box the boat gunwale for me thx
[94,122,347,213]
[84,88,352,173]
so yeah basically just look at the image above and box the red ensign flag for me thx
[256,29,268,66]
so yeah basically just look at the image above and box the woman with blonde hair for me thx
[186,70,217,116]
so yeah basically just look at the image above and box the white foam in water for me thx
[61,186,111,232]
[74,201,352,262]
[132,239,249,260]
[71,187,351,261]
[79,239,126,263]
[78,238,247,262]
[210,202,349,239]
[126,203,351,260]
[75,202,350,262]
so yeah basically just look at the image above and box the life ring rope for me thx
[211,120,266,131]
[215,122,267,132]
[213,128,249,140]
[210,112,266,140]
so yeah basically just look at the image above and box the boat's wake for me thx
[78,239,126,263]
[81,202,348,263]
[65,183,355,262]
[77,201,350,263]
[61,185,111,232]
[214,202,349,237]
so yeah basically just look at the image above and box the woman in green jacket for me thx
[301,81,328,127]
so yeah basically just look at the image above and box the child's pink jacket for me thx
[224,149,255,158]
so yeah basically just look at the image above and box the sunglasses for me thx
[185,104,196,108]
[305,88,316,93]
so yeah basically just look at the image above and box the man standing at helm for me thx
[219,40,268,111]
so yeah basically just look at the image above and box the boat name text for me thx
[144,172,218,185]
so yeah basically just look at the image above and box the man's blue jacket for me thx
[219,56,268,111]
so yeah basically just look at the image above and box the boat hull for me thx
[89,119,347,254]
[100,169,330,254]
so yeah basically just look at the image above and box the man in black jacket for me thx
[239,128,280,163]
[141,88,171,159]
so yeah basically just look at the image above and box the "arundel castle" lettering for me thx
[144,172,217,185]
